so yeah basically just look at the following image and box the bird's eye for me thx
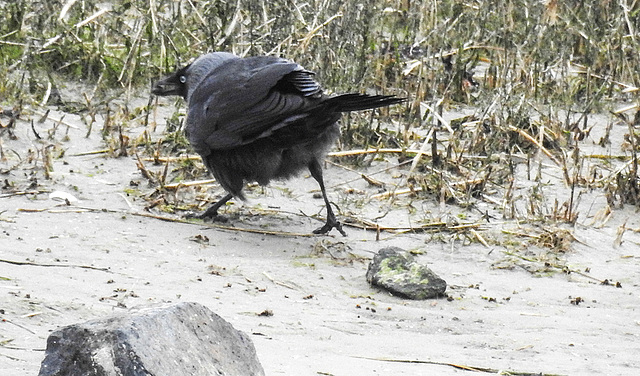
[179,75,187,84]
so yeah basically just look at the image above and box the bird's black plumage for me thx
[153,52,404,235]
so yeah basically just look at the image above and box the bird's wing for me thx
[185,57,323,154]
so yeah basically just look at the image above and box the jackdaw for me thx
[152,52,404,235]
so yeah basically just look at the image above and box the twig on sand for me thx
[0,258,112,273]
[470,229,490,248]
[502,249,621,287]
[68,149,110,156]
[370,186,423,200]
[0,190,50,199]
[17,205,317,237]
[352,356,566,376]
[0,352,24,361]
[327,148,426,158]
[30,109,80,130]
[18,203,485,237]
[131,211,316,237]
[262,272,300,290]
[2,318,36,335]
[142,155,201,163]
[162,179,217,190]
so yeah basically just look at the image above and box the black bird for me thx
[152,52,404,235]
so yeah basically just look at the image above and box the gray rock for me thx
[38,302,264,376]
[366,247,446,299]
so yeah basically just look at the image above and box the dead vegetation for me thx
[1,0,640,274]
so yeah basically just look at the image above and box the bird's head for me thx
[152,52,238,101]
[151,64,190,99]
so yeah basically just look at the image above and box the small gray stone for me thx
[38,302,264,376]
[366,247,446,299]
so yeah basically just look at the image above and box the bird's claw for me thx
[186,210,229,223]
[313,219,347,236]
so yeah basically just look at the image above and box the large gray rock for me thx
[38,302,264,376]
[366,247,447,299]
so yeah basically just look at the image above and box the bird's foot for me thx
[313,218,347,236]
[186,208,229,223]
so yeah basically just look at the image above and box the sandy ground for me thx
[2,101,640,376]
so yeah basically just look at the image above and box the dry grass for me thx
[2,0,640,268]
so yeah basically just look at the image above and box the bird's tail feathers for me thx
[327,93,405,112]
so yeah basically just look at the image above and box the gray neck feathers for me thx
[186,52,238,102]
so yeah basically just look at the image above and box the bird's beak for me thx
[151,73,184,97]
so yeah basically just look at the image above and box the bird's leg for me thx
[308,160,347,236]
[189,192,234,222]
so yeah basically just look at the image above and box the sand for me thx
[1,101,639,376]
